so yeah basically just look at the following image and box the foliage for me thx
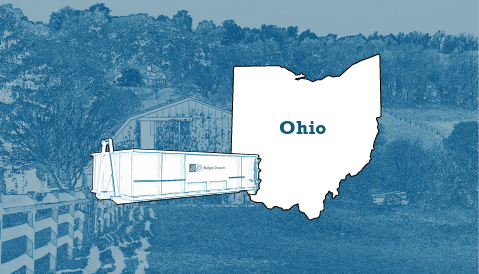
[444,121,478,171]
[222,20,244,45]
[0,5,141,190]
[443,121,478,207]
[172,10,193,32]
[0,86,140,190]
[0,5,476,110]
[349,139,438,202]
[116,68,142,87]
[0,3,477,189]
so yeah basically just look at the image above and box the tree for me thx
[298,29,318,41]
[443,121,478,207]
[260,25,287,42]
[191,62,213,97]
[378,140,434,202]
[0,8,141,190]
[0,84,140,191]
[287,26,298,38]
[88,3,111,17]
[173,10,192,32]
[0,4,32,76]
[116,68,142,87]
[443,121,478,174]
[157,15,169,22]
[221,20,244,45]
[49,4,111,31]
[48,6,81,31]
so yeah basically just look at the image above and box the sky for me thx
[1,0,478,37]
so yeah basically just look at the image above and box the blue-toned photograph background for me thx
[0,2,477,273]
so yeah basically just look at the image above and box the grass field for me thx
[75,201,477,273]
[144,202,477,273]
[144,204,477,273]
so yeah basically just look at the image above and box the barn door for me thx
[140,120,155,149]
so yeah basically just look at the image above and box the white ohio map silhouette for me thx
[232,55,381,219]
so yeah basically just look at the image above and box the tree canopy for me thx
[0,3,477,190]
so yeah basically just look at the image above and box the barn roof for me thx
[112,96,230,139]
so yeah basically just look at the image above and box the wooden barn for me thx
[113,97,231,153]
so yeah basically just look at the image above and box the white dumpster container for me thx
[91,139,260,204]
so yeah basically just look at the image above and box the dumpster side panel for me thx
[92,153,115,197]
[118,152,132,196]
[132,152,162,196]
[92,148,260,204]
[91,154,100,193]
[132,153,161,181]
[241,156,258,189]
[162,154,185,181]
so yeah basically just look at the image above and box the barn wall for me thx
[143,101,190,118]
[153,101,231,153]
[114,100,231,153]
[115,120,138,150]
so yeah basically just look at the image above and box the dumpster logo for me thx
[189,164,202,172]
